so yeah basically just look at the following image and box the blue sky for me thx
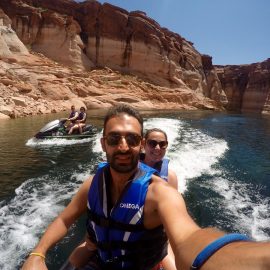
[91,0,270,65]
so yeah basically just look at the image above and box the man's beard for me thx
[106,151,139,173]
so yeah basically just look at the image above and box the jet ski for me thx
[34,119,97,139]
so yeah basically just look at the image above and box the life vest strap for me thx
[100,247,166,270]
[97,230,167,250]
[87,209,145,232]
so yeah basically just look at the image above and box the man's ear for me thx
[141,138,146,151]
[100,137,106,152]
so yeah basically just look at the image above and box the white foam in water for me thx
[144,118,180,146]
[92,131,104,155]
[212,178,270,241]
[0,171,90,270]
[26,137,92,147]
[144,118,228,193]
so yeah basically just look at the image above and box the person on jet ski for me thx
[66,105,79,130]
[68,106,87,135]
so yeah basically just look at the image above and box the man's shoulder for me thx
[148,174,180,200]
[148,175,171,196]
[151,174,166,183]
[168,169,178,190]
[81,175,94,190]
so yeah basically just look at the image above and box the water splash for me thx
[26,137,92,147]
[211,177,270,241]
[144,118,228,193]
[0,171,90,270]
[92,132,103,155]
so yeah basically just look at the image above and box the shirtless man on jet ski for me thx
[66,105,79,131]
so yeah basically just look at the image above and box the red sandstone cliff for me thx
[216,59,270,114]
[0,0,268,119]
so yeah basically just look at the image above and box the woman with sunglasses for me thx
[141,128,178,189]
[141,128,178,270]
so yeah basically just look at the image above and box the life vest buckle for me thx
[105,256,119,264]
[100,218,110,227]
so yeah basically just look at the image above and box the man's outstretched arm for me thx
[153,181,270,270]
[22,177,92,270]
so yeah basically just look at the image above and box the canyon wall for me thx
[0,0,269,119]
[216,59,270,114]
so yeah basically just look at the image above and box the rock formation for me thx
[216,59,270,114]
[0,0,268,119]
[0,8,29,57]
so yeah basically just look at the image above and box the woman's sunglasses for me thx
[104,132,142,147]
[146,139,168,149]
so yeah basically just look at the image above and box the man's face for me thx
[101,114,142,173]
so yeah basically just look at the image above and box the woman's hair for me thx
[144,128,168,141]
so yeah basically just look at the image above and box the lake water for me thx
[0,109,270,270]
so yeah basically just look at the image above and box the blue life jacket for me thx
[69,111,77,123]
[140,153,169,181]
[86,162,168,270]
[153,158,169,181]
[78,111,86,123]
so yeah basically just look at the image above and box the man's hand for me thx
[21,255,47,270]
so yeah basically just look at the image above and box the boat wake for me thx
[144,118,228,193]
[210,177,270,241]
[0,168,92,270]
[26,137,92,147]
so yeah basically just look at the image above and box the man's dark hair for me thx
[103,104,143,135]
[144,128,168,141]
